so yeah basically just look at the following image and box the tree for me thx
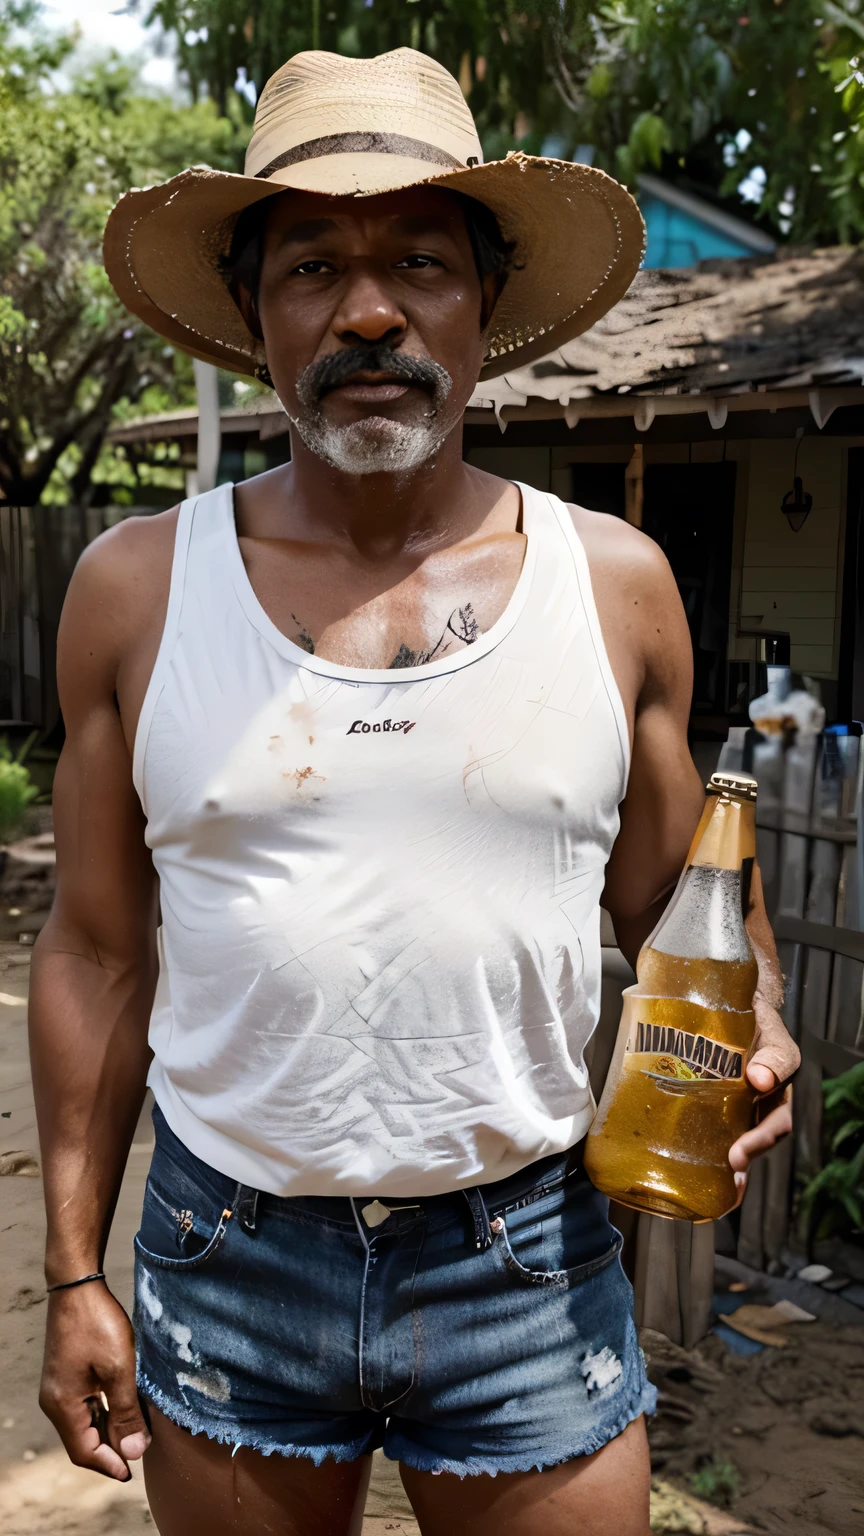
[586,1,864,244]
[140,0,864,242]
[139,0,593,151]
[0,1,246,508]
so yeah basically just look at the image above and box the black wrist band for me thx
[46,1271,106,1294]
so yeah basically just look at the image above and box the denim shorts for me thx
[134,1104,656,1477]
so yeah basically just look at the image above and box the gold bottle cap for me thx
[708,771,757,802]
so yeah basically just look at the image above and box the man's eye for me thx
[292,259,336,275]
[395,254,443,269]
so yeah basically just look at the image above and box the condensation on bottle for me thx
[584,772,759,1223]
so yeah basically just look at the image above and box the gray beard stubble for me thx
[287,346,455,476]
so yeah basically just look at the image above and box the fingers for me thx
[83,1426,133,1482]
[40,1389,132,1481]
[100,1367,151,1463]
[729,1096,793,1173]
[750,996,801,1088]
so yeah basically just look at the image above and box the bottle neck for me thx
[690,796,755,872]
[647,865,753,965]
[642,793,757,969]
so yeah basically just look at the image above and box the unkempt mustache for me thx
[296,345,451,407]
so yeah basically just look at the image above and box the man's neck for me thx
[243,422,497,561]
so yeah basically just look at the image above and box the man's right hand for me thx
[39,1283,151,1480]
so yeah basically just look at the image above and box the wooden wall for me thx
[740,439,847,679]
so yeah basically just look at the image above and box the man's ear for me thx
[233,280,264,341]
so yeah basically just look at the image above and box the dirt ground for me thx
[2,937,862,1536]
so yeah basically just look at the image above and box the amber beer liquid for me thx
[584,772,759,1222]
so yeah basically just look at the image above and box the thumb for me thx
[101,1369,151,1462]
[746,1056,780,1094]
[750,999,801,1091]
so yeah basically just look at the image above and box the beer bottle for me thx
[584,772,759,1222]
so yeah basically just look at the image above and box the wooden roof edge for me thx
[469,384,864,432]
[108,407,268,444]
[107,384,864,447]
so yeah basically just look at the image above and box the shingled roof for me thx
[468,246,864,429]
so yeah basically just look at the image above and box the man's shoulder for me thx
[565,503,669,579]
[566,502,679,606]
[70,507,179,619]
[76,506,179,585]
[60,507,180,668]
[564,503,690,695]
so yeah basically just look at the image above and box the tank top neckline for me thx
[222,478,541,685]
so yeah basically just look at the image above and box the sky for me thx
[41,0,179,90]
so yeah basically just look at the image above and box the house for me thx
[638,174,776,268]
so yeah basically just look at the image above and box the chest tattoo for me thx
[287,602,481,669]
[389,603,480,669]
[291,614,315,655]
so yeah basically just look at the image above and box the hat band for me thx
[253,130,465,181]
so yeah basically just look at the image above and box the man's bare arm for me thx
[29,524,165,1480]
[579,514,800,1174]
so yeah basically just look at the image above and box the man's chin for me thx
[291,412,448,476]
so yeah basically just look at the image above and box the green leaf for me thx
[830,1117,864,1154]
[627,111,672,172]
[587,64,612,101]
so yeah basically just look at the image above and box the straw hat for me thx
[103,48,645,381]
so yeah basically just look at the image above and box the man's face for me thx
[239,186,496,476]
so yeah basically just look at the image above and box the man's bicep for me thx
[51,712,157,953]
[49,555,158,961]
[602,553,704,924]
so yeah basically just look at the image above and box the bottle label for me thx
[634,1019,743,1082]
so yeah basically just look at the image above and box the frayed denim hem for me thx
[383,1382,658,1480]
[137,1372,380,1467]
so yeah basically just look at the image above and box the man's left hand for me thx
[728,990,800,1202]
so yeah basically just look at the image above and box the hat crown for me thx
[246,47,483,181]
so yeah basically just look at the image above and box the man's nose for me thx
[332,268,407,346]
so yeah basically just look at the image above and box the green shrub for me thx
[800,1062,864,1239]
[0,735,39,843]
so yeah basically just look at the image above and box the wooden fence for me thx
[0,507,41,727]
[0,505,138,736]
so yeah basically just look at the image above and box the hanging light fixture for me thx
[780,432,813,533]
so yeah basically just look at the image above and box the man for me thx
[30,47,798,1536]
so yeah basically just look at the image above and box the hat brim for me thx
[103,151,645,381]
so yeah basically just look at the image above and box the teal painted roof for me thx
[638,175,776,270]
[642,193,755,267]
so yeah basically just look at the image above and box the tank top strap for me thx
[519,484,631,783]
[131,482,235,800]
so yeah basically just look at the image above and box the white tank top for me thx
[136,481,629,1197]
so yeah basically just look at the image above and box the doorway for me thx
[570,462,626,520]
[642,462,736,716]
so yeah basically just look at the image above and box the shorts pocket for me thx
[490,1176,623,1290]
[135,1160,234,1273]
[493,1220,622,1288]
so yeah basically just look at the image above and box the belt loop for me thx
[463,1186,492,1251]
[234,1184,259,1235]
